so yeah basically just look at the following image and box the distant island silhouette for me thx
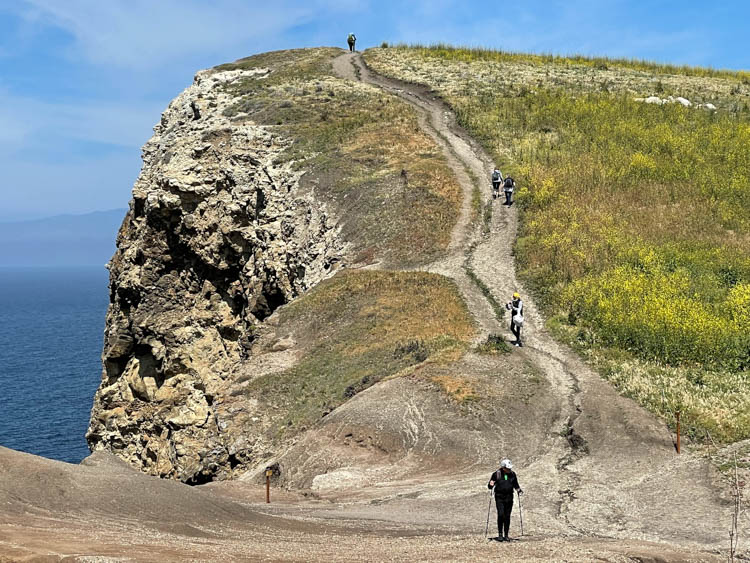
[0,209,125,267]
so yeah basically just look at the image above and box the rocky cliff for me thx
[86,47,469,484]
[86,63,344,483]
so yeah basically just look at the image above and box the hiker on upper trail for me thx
[491,168,503,199]
[506,292,524,346]
[503,175,515,205]
[347,33,356,52]
[488,459,523,542]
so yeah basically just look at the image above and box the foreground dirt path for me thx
[330,51,743,554]
[0,447,725,562]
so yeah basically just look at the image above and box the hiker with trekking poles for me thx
[486,458,523,542]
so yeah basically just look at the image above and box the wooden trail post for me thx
[265,468,272,503]
[676,411,681,454]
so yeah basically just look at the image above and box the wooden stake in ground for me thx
[730,451,741,561]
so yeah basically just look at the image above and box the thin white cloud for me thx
[0,89,160,149]
[15,0,361,69]
[0,91,34,144]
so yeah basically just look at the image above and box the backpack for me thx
[504,177,514,188]
[512,299,523,325]
[494,470,515,497]
[348,34,355,43]
[492,171,501,182]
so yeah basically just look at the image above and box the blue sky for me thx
[0,0,748,221]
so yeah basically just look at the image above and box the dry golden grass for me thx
[285,270,475,343]
[247,270,475,438]
[429,374,479,403]
[366,46,750,110]
[337,102,462,265]
[218,48,462,267]
[399,43,750,83]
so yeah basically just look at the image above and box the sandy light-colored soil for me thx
[1,49,746,562]
[0,447,727,562]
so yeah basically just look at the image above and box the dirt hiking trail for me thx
[325,51,741,554]
[0,50,743,562]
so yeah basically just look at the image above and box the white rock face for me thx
[633,92,716,111]
[311,468,365,491]
[636,95,711,109]
[87,65,345,483]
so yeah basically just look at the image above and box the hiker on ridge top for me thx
[491,168,503,199]
[506,292,524,346]
[347,33,356,52]
[488,459,523,542]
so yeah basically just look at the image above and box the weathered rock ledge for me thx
[87,64,344,483]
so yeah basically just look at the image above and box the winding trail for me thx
[331,51,737,550]
[0,49,741,562]
[334,52,499,339]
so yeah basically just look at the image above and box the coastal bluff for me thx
[86,58,345,483]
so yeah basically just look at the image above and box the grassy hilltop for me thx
[367,45,750,442]
[211,49,500,453]
[217,48,461,268]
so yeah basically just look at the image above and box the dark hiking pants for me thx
[495,497,514,537]
[348,42,354,52]
[504,190,513,205]
[511,321,521,343]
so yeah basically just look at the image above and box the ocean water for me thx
[0,267,109,463]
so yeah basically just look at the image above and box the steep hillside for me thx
[366,45,750,443]
[86,48,475,483]
[68,45,748,561]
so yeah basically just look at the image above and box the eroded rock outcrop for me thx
[87,66,344,483]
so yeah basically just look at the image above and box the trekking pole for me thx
[484,488,494,537]
[517,489,524,536]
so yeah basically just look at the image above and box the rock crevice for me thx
[87,66,344,483]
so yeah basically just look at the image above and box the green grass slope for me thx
[366,45,750,442]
